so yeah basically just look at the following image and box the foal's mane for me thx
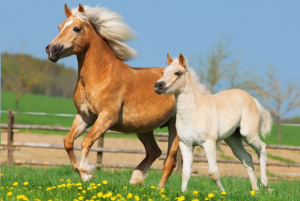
[172,58,211,95]
[71,5,138,61]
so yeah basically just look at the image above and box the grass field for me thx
[1,166,299,201]
[1,91,300,146]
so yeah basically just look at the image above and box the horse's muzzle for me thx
[46,43,64,62]
[154,81,166,94]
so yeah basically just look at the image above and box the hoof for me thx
[80,173,95,182]
[129,170,144,185]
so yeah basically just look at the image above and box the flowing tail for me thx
[254,98,273,138]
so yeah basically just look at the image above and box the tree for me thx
[195,38,264,96]
[263,66,300,144]
[1,46,46,111]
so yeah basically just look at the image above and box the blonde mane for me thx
[171,58,212,95]
[71,5,138,61]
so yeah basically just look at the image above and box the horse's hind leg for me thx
[225,130,258,191]
[129,131,162,185]
[158,116,179,189]
[242,134,269,189]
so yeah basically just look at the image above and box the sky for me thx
[1,1,300,117]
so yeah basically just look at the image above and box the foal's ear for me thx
[178,53,186,67]
[64,4,72,18]
[167,53,173,65]
[78,4,85,13]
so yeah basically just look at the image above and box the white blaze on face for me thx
[54,19,74,40]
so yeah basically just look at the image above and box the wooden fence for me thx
[1,110,300,173]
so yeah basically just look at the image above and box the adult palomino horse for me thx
[45,4,179,186]
[154,54,272,192]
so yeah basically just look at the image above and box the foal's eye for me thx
[73,26,81,33]
[174,72,180,76]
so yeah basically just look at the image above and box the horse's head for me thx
[46,4,89,62]
[154,53,188,95]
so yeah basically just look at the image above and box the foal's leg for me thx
[78,113,115,181]
[180,141,194,192]
[129,131,162,185]
[64,114,92,172]
[203,139,225,192]
[158,116,179,189]
[225,131,258,191]
[243,135,269,189]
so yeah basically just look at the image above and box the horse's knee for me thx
[146,146,162,161]
[81,137,93,149]
[209,171,220,182]
[64,137,73,151]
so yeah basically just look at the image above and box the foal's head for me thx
[154,54,188,95]
[46,4,89,62]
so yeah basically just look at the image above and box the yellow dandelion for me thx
[23,182,28,186]
[97,183,101,187]
[87,187,91,191]
[35,199,41,201]
[76,183,82,186]
[73,199,79,201]
[123,186,128,189]
[250,190,255,196]
[23,198,29,201]
[127,193,133,199]
[13,182,18,186]
[134,195,140,201]
[60,179,64,181]
[150,186,156,189]
[192,199,199,201]
[82,190,87,194]
[193,190,199,195]
[46,187,52,191]
[92,186,97,189]
[148,199,153,201]
[143,194,147,196]
[10,187,14,190]
[17,195,26,199]
[7,192,13,197]
[1,173,3,176]
[92,196,96,199]
[98,192,103,197]
[204,198,209,201]
[117,194,122,197]
[221,192,226,195]
[111,197,116,201]
[103,180,108,184]
[91,183,95,186]
[208,193,214,198]
[78,196,84,200]
[66,179,71,183]
[161,195,165,198]
[106,192,113,197]
[160,188,164,193]
[78,187,83,190]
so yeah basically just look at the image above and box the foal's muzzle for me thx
[46,43,64,62]
[154,81,166,94]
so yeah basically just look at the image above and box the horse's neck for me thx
[175,74,203,119]
[76,32,123,84]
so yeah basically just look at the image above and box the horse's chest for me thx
[176,119,206,146]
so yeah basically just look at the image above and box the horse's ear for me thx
[167,53,173,65]
[78,4,85,13]
[178,53,186,67]
[65,4,72,18]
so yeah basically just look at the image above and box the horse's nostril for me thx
[46,45,50,54]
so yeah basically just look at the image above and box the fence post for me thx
[7,110,14,165]
[97,134,105,168]
[176,148,183,173]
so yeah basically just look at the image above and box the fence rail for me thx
[1,110,300,173]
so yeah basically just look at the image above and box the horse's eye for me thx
[174,72,180,76]
[73,26,81,33]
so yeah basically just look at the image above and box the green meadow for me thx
[1,166,299,201]
[1,91,300,146]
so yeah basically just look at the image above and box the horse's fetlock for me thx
[209,171,220,181]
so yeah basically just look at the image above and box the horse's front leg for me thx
[78,112,116,181]
[64,114,92,172]
[180,141,194,192]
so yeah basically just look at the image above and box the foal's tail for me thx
[254,98,273,138]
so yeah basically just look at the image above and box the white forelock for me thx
[71,5,138,61]
[171,57,211,95]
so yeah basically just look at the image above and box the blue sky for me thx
[1,1,299,117]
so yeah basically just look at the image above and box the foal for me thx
[154,54,272,192]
